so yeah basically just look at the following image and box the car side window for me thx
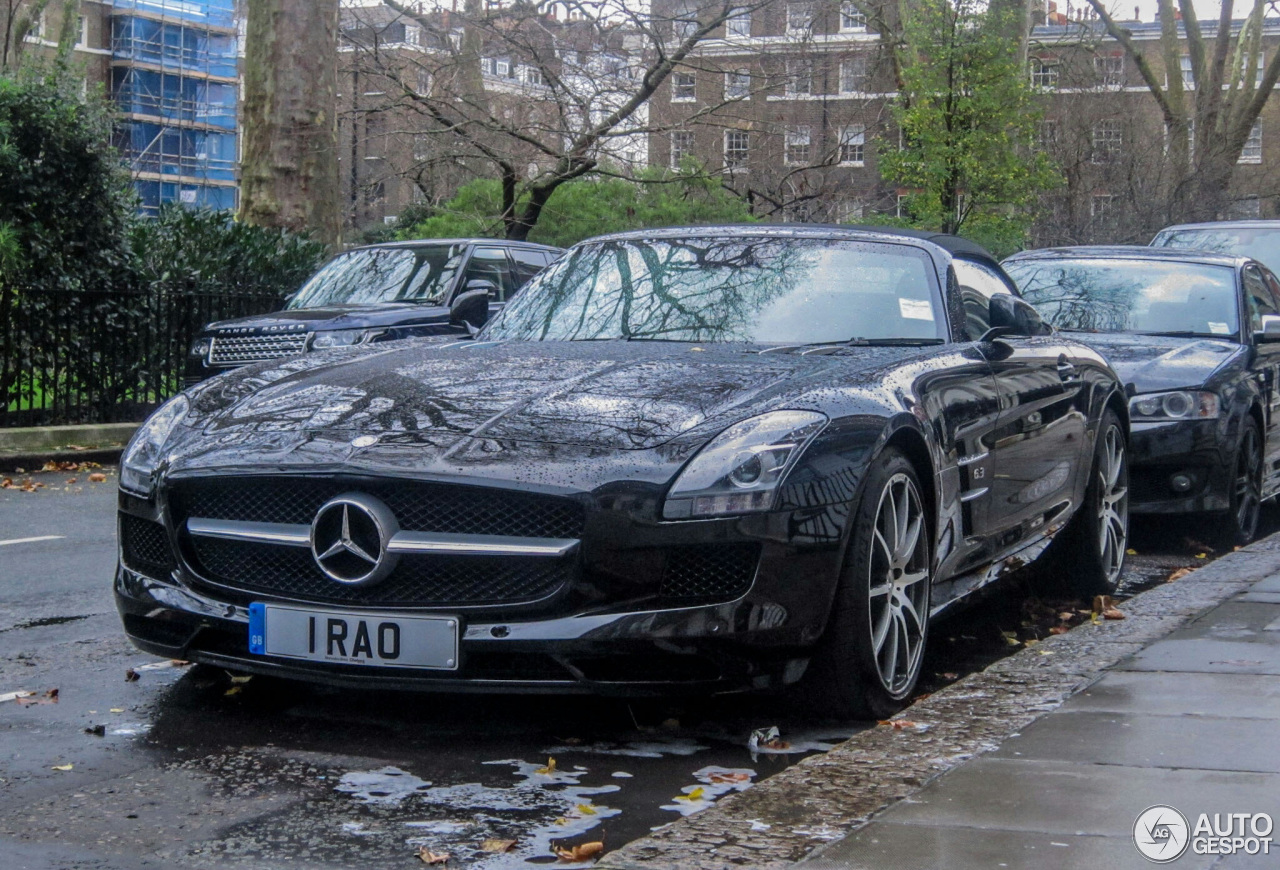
[952,259,1015,341]
[1243,265,1279,334]
[510,249,550,290]
[461,247,516,303]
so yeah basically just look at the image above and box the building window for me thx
[1091,194,1116,220]
[785,125,812,165]
[785,60,812,97]
[673,4,699,40]
[839,124,866,165]
[840,2,867,32]
[786,2,813,35]
[75,15,88,48]
[726,69,751,99]
[896,193,910,218]
[671,130,694,168]
[1035,119,1057,151]
[1092,120,1123,163]
[1240,120,1263,163]
[521,65,544,87]
[671,71,695,101]
[364,114,385,159]
[1094,53,1123,87]
[1164,118,1194,160]
[836,199,864,222]
[840,56,868,93]
[727,11,751,38]
[1230,195,1262,219]
[724,129,750,170]
[1030,58,1058,90]
[413,133,430,161]
[416,68,433,95]
[1180,55,1195,89]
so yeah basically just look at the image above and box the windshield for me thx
[1153,227,1280,277]
[481,236,943,343]
[287,245,465,309]
[1003,258,1240,337]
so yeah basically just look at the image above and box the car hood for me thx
[1062,331,1242,393]
[205,304,452,335]
[181,340,920,454]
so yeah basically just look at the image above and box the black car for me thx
[1003,246,1280,544]
[1152,220,1280,278]
[117,226,1128,717]
[185,239,563,385]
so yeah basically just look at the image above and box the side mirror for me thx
[984,294,1046,340]
[1257,314,1280,343]
[449,289,491,330]
[464,278,499,297]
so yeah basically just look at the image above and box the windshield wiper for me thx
[845,337,946,346]
[1137,330,1232,339]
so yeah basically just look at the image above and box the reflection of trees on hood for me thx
[1015,263,1143,331]
[492,238,808,341]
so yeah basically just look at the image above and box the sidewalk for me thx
[800,575,1280,869]
[600,537,1280,870]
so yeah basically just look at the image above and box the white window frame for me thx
[724,129,750,171]
[785,59,812,97]
[1094,53,1123,88]
[840,2,867,32]
[413,133,431,161]
[784,124,812,165]
[670,130,694,169]
[671,71,696,102]
[1091,194,1116,220]
[727,11,751,38]
[1030,58,1059,90]
[1092,120,1123,164]
[840,56,868,94]
[1240,120,1263,164]
[1180,55,1196,89]
[838,124,866,166]
[1035,119,1057,151]
[786,2,814,35]
[725,69,751,100]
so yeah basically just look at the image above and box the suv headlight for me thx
[120,394,189,495]
[189,337,211,359]
[311,329,382,349]
[1129,390,1220,421]
[663,411,827,520]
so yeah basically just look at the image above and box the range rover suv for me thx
[185,238,563,385]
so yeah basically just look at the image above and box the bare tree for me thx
[2,0,79,73]
[239,0,342,245]
[343,0,765,240]
[1083,0,1280,222]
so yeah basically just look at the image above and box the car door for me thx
[458,246,518,314]
[509,248,553,299]
[953,258,1089,554]
[1244,264,1280,496]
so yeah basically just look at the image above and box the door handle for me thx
[1057,360,1079,382]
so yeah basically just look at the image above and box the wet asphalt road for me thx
[0,467,1268,869]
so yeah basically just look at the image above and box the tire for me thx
[1215,418,1263,548]
[797,447,931,720]
[1038,408,1129,597]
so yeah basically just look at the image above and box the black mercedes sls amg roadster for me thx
[115,225,1130,717]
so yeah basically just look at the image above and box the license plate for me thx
[247,603,459,670]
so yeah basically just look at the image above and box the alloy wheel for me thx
[1234,426,1262,540]
[867,472,929,697]
[1097,425,1129,585]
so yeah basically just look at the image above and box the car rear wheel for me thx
[798,448,931,720]
[1217,419,1263,547]
[1037,409,1128,597]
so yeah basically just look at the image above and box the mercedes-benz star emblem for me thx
[310,493,400,586]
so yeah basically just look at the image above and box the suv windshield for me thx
[1153,227,1280,277]
[287,244,465,309]
[481,236,942,343]
[1004,258,1239,337]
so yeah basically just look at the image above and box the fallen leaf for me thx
[1126,548,1138,555]
[576,803,597,815]
[65,477,77,485]
[51,763,73,771]
[535,756,557,775]
[109,708,124,713]
[748,725,791,751]
[1195,552,1208,559]
[878,719,921,730]
[1102,607,1126,620]
[1049,625,1069,635]
[224,686,242,697]
[124,668,139,682]
[1091,595,1115,615]
[555,841,604,862]
[227,673,252,684]
[480,838,517,853]
[941,671,959,680]
[660,717,680,731]
[1167,567,1194,582]
[674,787,706,802]
[708,771,750,783]
[416,847,450,864]
[88,473,107,483]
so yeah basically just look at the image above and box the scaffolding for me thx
[109,0,240,216]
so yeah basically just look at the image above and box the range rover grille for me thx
[209,333,309,366]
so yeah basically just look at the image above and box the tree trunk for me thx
[239,0,341,246]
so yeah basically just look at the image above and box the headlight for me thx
[663,411,827,519]
[1129,390,1220,421]
[189,337,211,359]
[120,394,189,495]
[311,329,380,349]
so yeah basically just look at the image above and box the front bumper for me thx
[115,480,853,695]
[1127,418,1235,514]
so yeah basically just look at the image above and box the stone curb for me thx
[0,423,137,471]
[597,535,1280,870]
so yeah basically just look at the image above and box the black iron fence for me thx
[1,286,283,428]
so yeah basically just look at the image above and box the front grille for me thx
[167,476,585,608]
[659,544,760,601]
[167,477,585,540]
[185,537,573,607]
[209,333,308,365]
[120,515,177,578]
